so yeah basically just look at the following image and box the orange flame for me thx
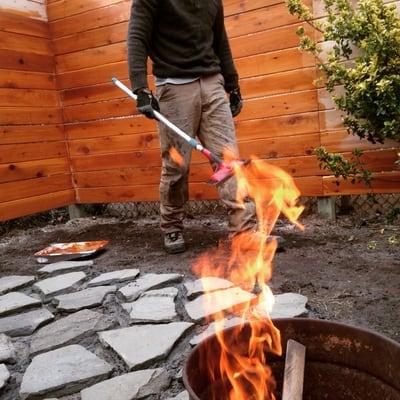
[169,147,185,167]
[192,155,304,400]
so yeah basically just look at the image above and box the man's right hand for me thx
[136,88,160,119]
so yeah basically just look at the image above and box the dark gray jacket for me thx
[127,0,239,92]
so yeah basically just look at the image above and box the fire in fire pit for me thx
[188,156,304,399]
[184,156,400,400]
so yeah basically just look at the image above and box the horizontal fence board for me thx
[74,167,323,196]
[0,88,59,107]
[225,1,310,38]
[0,107,63,125]
[68,132,318,159]
[64,111,319,142]
[0,11,49,38]
[0,125,64,144]
[321,130,400,153]
[60,61,315,108]
[0,31,53,55]
[0,49,54,73]
[62,89,318,124]
[47,0,124,22]
[322,172,400,195]
[224,0,284,16]
[49,0,131,38]
[0,0,47,21]
[0,174,72,202]
[0,69,55,89]
[54,21,127,55]
[0,157,70,184]
[65,115,156,139]
[0,141,67,163]
[0,189,75,221]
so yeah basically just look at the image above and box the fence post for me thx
[317,197,336,220]
[68,205,87,219]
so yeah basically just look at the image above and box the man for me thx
[127,0,255,253]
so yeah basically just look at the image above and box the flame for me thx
[192,155,304,400]
[169,147,185,167]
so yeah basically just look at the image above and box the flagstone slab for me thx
[256,293,308,319]
[20,345,113,400]
[0,276,35,295]
[0,364,10,390]
[118,273,183,302]
[184,277,234,299]
[81,368,170,400]
[0,292,41,317]
[167,391,190,400]
[0,308,54,337]
[190,317,243,346]
[0,334,16,363]
[184,287,256,322]
[38,260,93,277]
[88,269,140,287]
[33,272,86,301]
[122,288,178,323]
[30,309,115,355]
[52,286,117,312]
[98,322,193,370]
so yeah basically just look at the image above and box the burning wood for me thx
[282,339,306,400]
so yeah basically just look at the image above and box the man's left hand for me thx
[229,88,243,117]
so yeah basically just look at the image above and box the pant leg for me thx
[156,81,202,233]
[197,74,256,234]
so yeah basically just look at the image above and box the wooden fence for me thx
[0,0,399,221]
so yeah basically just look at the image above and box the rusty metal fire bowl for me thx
[183,318,400,400]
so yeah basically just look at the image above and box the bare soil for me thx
[1,214,399,342]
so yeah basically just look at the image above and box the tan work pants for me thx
[156,73,255,234]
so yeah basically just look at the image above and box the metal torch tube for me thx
[112,77,204,152]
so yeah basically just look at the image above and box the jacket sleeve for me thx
[213,2,239,92]
[127,0,157,92]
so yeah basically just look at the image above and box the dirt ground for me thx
[1,213,399,342]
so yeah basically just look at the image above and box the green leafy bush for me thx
[287,0,400,144]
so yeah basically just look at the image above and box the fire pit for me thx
[183,318,400,400]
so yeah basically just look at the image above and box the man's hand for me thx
[229,88,243,117]
[136,88,160,119]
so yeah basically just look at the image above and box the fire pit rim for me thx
[183,317,400,400]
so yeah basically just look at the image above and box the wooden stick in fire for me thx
[282,339,306,400]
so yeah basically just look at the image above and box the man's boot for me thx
[164,232,186,254]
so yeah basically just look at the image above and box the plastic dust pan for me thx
[34,240,109,264]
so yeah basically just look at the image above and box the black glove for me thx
[229,88,243,117]
[136,88,160,119]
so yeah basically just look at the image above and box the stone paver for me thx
[52,286,117,312]
[185,287,256,322]
[0,276,35,295]
[20,345,113,400]
[0,292,41,317]
[185,277,234,299]
[38,260,93,277]
[99,322,193,370]
[34,272,86,301]
[122,288,178,323]
[0,364,10,390]
[0,334,16,363]
[30,309,115,355]
[257,293,308,319]
[167,391,189,400]
[81,368,170,400]
[190,317,243,346]
[0,308,54,337]
[88,269,140,287]
[118,273,182,302]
